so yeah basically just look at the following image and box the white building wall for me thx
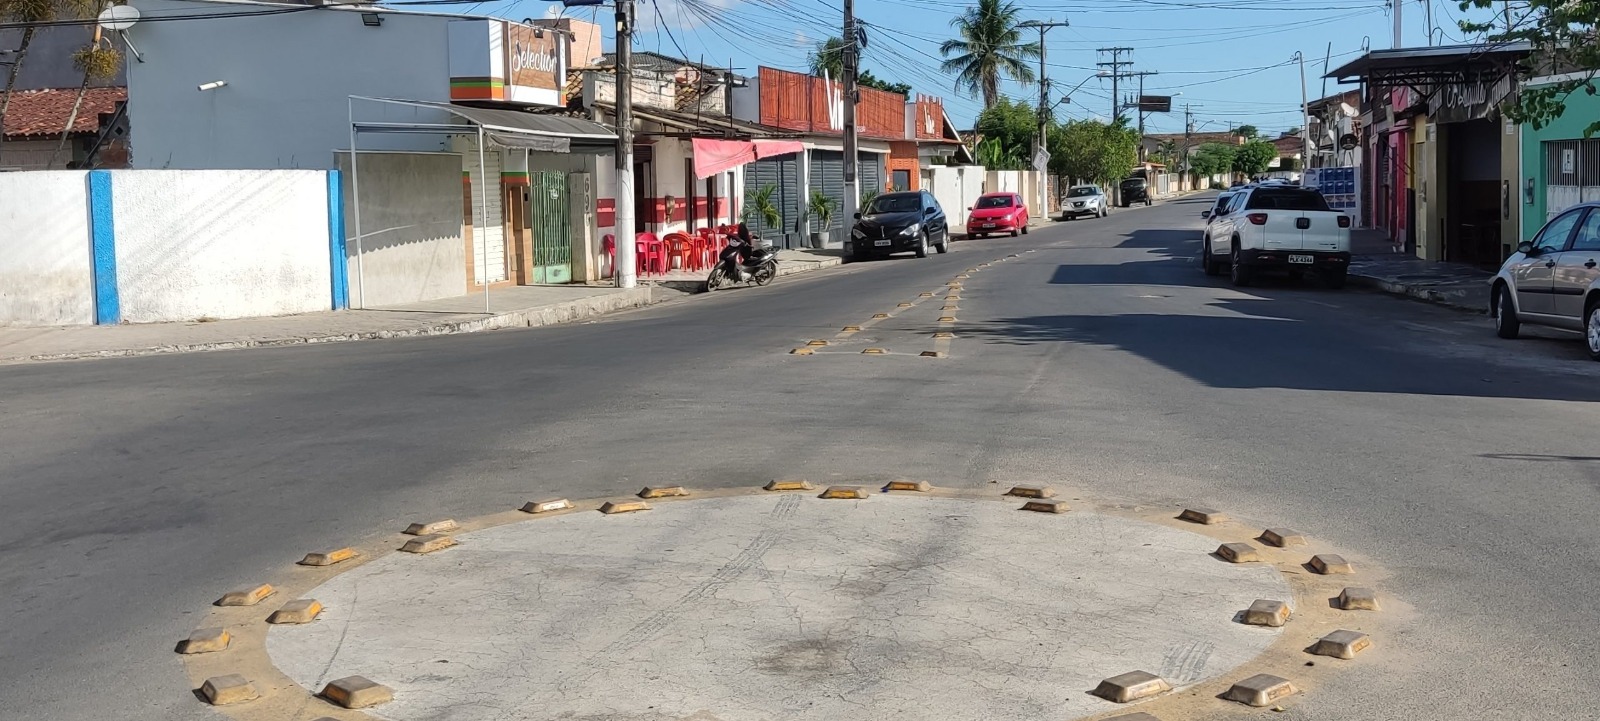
[125,0,456,170]
[0,171,95,325]
[335,151,465,307]
[111,169,331,322]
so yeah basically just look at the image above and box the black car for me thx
[1118,177,1151,207]
[849,191,951,260]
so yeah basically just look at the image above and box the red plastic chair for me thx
[635,232,665,275]
[663,232,699,272]
[601,234,616,278]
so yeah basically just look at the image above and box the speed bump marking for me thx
[1337,587,1380,611]
[1103,714,1161,721]
[1006,484,1055,498]
[919,292,934,297]
[638,486,689,499]
[862,348,888,355]
[1242,599,1291,627]
[521,498,573,514]
[873,313,890,319]
[1310,630,1371,659]
[945,295,960,300]
[215,584,274,607]
[298,548,357,567]
[268,598,324,625]
[897,302,913,308]
[942,305,960,311]
[600,500,652,514]
[1178,507,1225,525]
[932,331,955,339]
[319,675,394,709]
[790,348,815,355]
[1021,499,1070,514]
[885,479,932,492]
[1216,542,1262,563]
[956,274,970,279]
[404,519,457,536]
[1221,673,1298,707]
[937,316,957,323]
[1260,528,1307,547]
[919,351,946,358]
[806,339,829,346]
[819,486,869,500]
[1310,554,1354,575]
[1090,670,1172,703]
[176,627,231,654]
[765,479,814,492]
[399,534,455,554]
[842,325,862,331]
[199,675,259,706]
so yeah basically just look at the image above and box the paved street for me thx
[3,194,1599,720]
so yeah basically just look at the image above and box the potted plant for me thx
[807,191,835,248]
[744,185,782,242]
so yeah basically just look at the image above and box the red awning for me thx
[692,138,756,179]
[754,140,805,159]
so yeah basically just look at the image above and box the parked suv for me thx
[1201,185,1352,287]
[849,191,951,260]
[1491,201,1600,360]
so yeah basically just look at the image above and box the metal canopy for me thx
[1325,42,1531,88]
[353,97,617,154]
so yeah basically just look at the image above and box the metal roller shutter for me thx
[744,157,802,244]
[469,146,507,284]
[810,151,887,245]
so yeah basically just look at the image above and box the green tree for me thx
[809,37,910,95]
[1232,139,1278,176]
[1189,142,1236,178]
[0,0,99,147]
[1460,0,1599,137]
[1048,119,1139,185]
[974,96,1036,158]
[1232,124,1259,139]
[938,0,1039,108]
[974,137,1026,170]
[52,11,122,168]
[858,70,911,96]
[1153,139,1181,170]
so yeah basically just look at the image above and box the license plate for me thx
[983,223,995,228]
[874,239,892,246]
[1289,254,1314,264]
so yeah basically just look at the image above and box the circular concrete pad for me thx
[268,495,1289,720]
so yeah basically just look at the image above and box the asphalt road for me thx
[3,194,1598,721]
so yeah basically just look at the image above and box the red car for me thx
[965,192,1030,238]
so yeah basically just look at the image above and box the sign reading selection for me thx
[448,20,565,107]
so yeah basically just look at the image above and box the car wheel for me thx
[936,234,950,254]
[1010,228,1020,237]
[1494,284,1520,339]
[1229,245,1253,287]
[1021,224,1029,235]
[1322,269,1347,289]
[1201,244,1221,276]
[1586,299,1600,361]
[916,231,929,258]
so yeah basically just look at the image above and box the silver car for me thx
[1492,201,1600,360]
[1060,185,1109,220]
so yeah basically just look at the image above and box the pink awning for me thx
[754,140,805,159]
[692,138,756,179]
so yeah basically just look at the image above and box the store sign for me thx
[449,20,566,107]
[1562,148,1576,174]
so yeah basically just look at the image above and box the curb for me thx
[8,288,655,364]
[1348,274,1488,314]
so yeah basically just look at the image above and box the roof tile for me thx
[2,86,126,139]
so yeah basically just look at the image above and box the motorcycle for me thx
[705,233,779,291]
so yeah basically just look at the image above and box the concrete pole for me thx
[1297,52,1311,168]
[1393,0,1402,48]
[842,0,859,233]
[613,0,638,288]
[347,96,366,309]
[477,127,492,314]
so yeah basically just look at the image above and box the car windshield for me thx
[975,196,1014,209]
[1244,188,1331,211]
[1120,179,1147,188]
[868,195,921,214]
[1068,187,1099,197]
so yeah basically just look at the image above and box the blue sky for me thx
[489,0,1508,136]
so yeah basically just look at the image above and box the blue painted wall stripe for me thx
[327,170,349,310]
[88,170,120,325]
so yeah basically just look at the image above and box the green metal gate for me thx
[528,171,572,284]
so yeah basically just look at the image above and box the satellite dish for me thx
[98,5,140,32]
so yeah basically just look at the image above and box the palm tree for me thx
[51,29,120,168]
[938,0,1039,109]
[808,37,846,80]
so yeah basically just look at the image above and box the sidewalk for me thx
[1346,229,1494,313]
[641,246,846,291]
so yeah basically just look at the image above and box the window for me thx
[868,194,921,214]
[1566,209,1600,252]
[1068,186,1098,197]
[975,195,1014,209]
[1244,188,1331,211]
[1534,209,1585,253]
[892,169,911,192]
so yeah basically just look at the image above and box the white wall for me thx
[0,171,95,326]
[112,169,332,322]
[126,0,457,169]
[924,165,987,226]
[336,151,465,307]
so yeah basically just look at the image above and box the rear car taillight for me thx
[1337,215,1351,228]
[1247,213,1269,226]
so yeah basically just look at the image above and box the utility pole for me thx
[613,0,637,288]
[1295,51,1310,168]
[1182,103,1201,189]
[1020,20,1070,175]
[1097,47,1133,123]
[842,0,860,234]
[1121,70,1157,158]
[1392,0,1402,48]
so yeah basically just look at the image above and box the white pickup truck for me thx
[1200,185,1352,288]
